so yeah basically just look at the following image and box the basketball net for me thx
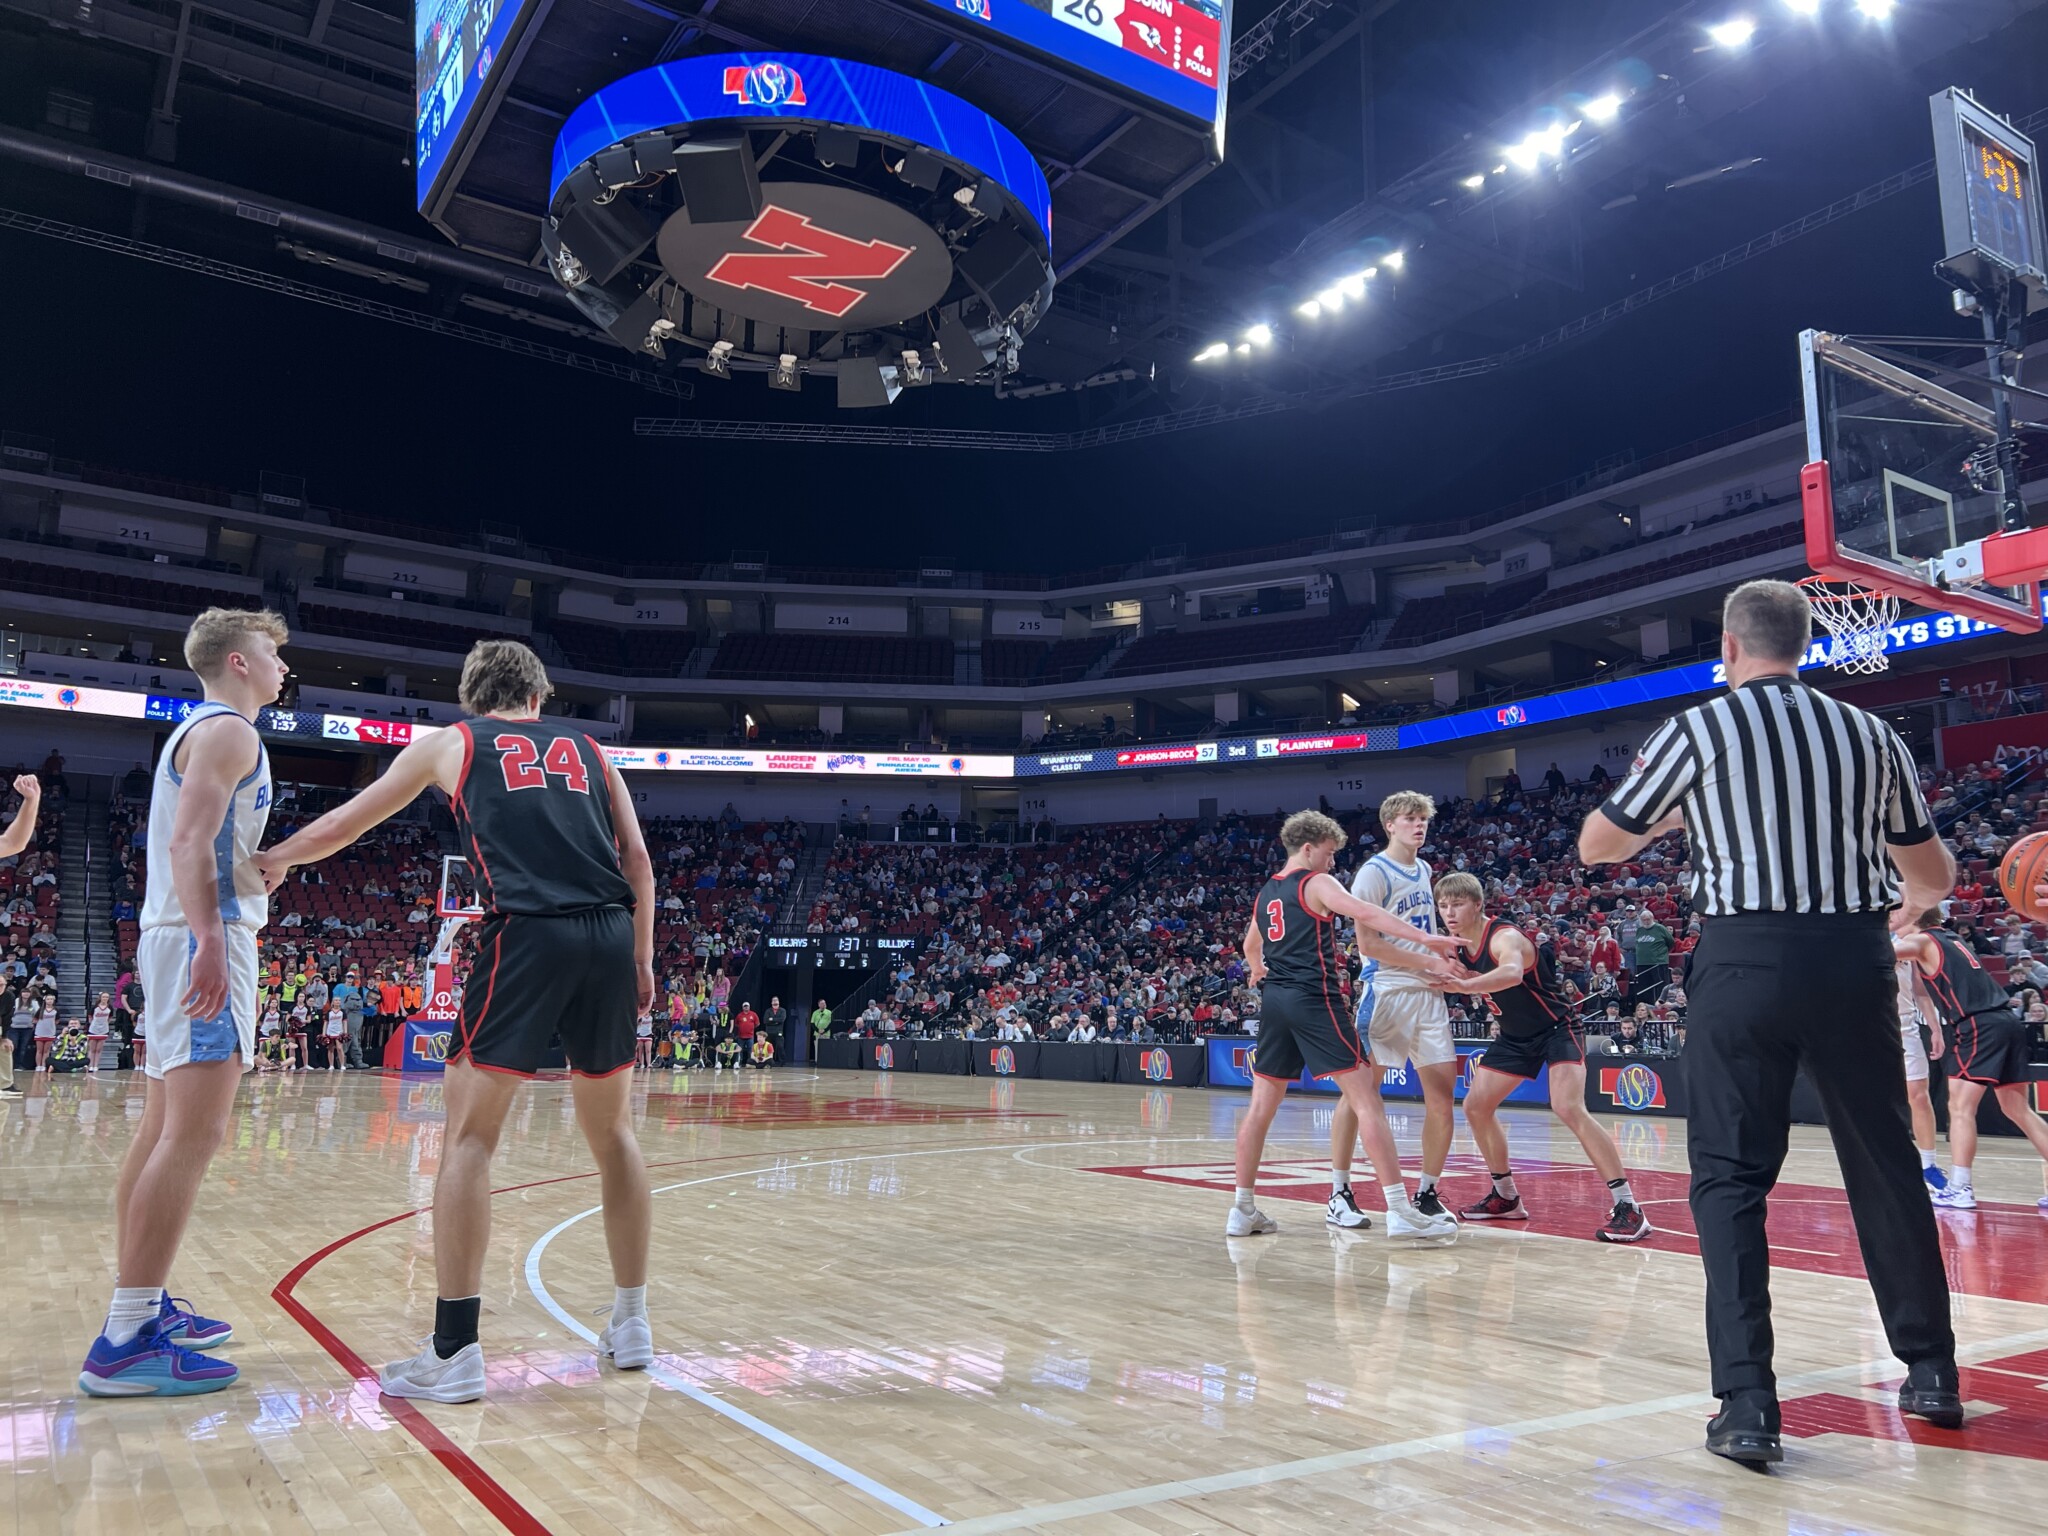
[1797,576,1898,675]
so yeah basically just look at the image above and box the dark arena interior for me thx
[5,0,2048,1529]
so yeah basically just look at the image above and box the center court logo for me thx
[990,1045,1016,1075]
[722,62,806,106]
[1600,1063,1667,1110]
[1140,1047,1173,1082]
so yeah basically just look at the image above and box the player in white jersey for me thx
[1326,791,1463,1230]
[1896,954,1948,1197]
[79,608,290,1399]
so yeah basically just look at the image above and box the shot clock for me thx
[1931,87,2046,307]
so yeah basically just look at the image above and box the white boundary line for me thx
[905,1323,2048,1535]
[521,1136,1217,1530]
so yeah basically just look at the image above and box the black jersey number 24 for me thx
[495,734,591,794]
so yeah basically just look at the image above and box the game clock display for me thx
[924,0,1227,143]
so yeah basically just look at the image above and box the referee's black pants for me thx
[1685,913,1953,1400]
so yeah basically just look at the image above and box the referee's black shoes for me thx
[1897,1360,1965,1429]
[1705,1391,1782,1469]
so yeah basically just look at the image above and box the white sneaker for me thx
[1225,1205,1278,1237]
[599,1315,653,1370]
[1325,1188,1373,1230]
[379,1339,486,1403]
[1384,1201,1460,1240]
[1932,1183,1978,1211]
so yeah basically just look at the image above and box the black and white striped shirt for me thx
[1599,674,1935,916]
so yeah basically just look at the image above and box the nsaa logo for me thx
[1497,704,1527,727]
[410,1029,453,1064]
[1141,1047,1173,1082]
[990,1045,1016,1075]
[723,62,806,107]
[876,1043,895,1070]
[1600,1063,1666,1111]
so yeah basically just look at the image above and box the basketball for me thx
[1998,832,2048,923]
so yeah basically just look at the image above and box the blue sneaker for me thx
[1923,1163,1949,1196]
[159,1292,234,1348]
[79,1318,239,1397]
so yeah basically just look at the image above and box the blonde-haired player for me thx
[1232,810,1462,1240]
[80,607,290,1396]
[1328,791,1461,1229]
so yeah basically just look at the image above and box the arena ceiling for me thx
[0,0,2044,568]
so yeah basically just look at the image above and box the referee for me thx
[1578,579,1963,1468]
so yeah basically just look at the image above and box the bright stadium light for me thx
[1193,342,1228,362]
[1381,250,1405,271]
[1584,93,1623,123]
[1461,173,1486,190]
[1317,285,1345,311]
[1854,0,1894,17]
[1340,272,1368,300]
[1783,0,1820,13]
[1235,342,1252,355]
[1245,323,1273,346]
[1297,299,1323,318]
[1707,16,1756,47]
[1506,139,1541,171]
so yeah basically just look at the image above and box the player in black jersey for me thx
[1435,873,1650,1243]
[1231,811,1464,1241]
[259,640,657,1401]
[1895,909,2048,1210]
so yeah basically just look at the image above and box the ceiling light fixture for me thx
[1583,93,1623,123]
[1707,16,1757,47]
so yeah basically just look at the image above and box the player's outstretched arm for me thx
[0,775,41,859]
[257,732,457,890]
[171,716,263,1020]
[1356,931,1460,983]
[602,755,658,1013]
[1443,929,1529,995]
[1308,874,1461,954]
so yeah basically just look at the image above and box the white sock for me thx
[104,1286,161,1346]
[1417,1173,1438,1197]
[1607,1176,1635,1207]
[1919,1147,1937,1170]
[1492,1171,1518,1200]
[1951,1164,1973,1188]
[1233,1187,1257,1213]
[1331,1167,1351,1194]
[1383,1183,1409,1211]
[611,1284,647,1327]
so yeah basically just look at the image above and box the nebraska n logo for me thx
[705,205,914,319]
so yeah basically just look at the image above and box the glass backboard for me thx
[438,854,485,918]
[1800,329,2041,633]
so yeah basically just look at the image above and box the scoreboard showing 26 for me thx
[931,0,1229,149]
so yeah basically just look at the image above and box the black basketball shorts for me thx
[1478,1022,1586,1081]
[1253,982,1369,1081]
[454,904,637,1078]
[1948,1009,2031,1088]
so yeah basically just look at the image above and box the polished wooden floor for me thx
[7,1064,2048,1535]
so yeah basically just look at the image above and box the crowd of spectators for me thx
[0,752,68,1074]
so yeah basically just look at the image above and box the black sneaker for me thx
[1413,1187,1454,1221]
[1597,1201,1652,1244]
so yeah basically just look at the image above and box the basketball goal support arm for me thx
[1941,523,2048,589]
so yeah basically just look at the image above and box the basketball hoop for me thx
[1797,575,1899,675]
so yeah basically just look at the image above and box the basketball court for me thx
[10,1067,2048,1532]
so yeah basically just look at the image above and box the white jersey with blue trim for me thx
[140,702,273,933]
[1350,851,1438,991]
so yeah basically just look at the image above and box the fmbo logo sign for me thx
[1600,1063,1667,1110]
[1140,1047,1173,1082]
[723,61,806,106]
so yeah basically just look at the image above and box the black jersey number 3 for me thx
[1265,899,1286,941]
[496,734,591,794]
